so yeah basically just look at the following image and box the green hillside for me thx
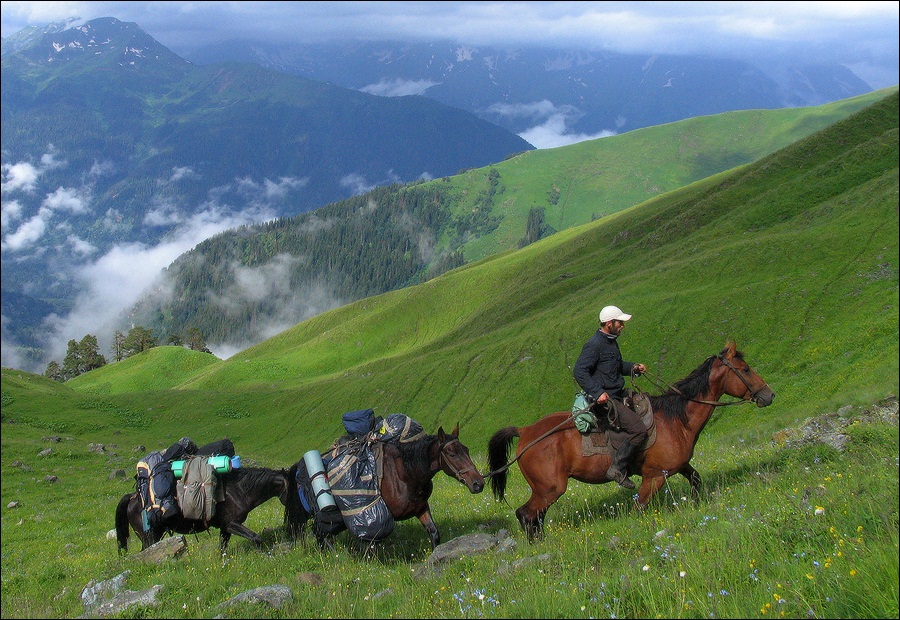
[63,91,899,452]
[1,90,896,620]
[440,88,897,263]
[65,346,220,393]
[133,88,896,345]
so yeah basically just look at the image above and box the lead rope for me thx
[483,416,573,479]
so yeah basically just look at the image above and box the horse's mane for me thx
[648,348,745,425]
[227,466,287,492]
[395,433,437,468]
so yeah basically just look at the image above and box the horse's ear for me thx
[437,426,445,440]
[723,341,736,358]
[452,422,460,437]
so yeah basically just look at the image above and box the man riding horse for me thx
[573,305,647,489]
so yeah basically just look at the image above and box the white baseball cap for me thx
[599,305,632,323]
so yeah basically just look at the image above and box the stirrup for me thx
[607,466,636,489]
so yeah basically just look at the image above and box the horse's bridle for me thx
[639,354,766,407]
[716,354,769,404]
[438,438,477,482]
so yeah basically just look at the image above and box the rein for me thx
[484,353,767,479]
[639,355,761,407]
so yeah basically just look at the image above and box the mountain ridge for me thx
[1,16,533,370]
[187,38,874,139]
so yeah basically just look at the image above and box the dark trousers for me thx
[594,399,647,444]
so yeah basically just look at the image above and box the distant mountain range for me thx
[0,15,877,373]
[124,89,891,359]
[187,38,873,142]
[0,17,531,368]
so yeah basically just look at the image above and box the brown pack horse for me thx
[487,342,775,541]
[285,424,485,550]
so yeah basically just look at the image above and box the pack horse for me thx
[285,413,485,550]
[116,465,290,553]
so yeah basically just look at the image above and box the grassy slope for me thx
[442,89,896,264]
[1,91,897,620]
[55,91,899,458]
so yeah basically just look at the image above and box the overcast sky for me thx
[2,1,898,89]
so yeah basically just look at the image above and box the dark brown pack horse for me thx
[284,424,485,550]
[487,342,775,541]
[115,466,290,553]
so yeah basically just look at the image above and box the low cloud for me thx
[43,186,90,214]
[360,78,441,97]
[2,185,92,251]
[1,145,65,194]
[519,116,616,149]
[1,144,307,371]
[1,162,41,193]
[208,256,346,360]
[1,208,48,251]
[340,171,403,196]
[487,100,617,148]
[41,200,278,365]
[169,165,198,182]
[0,199,24,230]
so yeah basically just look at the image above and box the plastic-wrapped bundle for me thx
[323,443,395,542]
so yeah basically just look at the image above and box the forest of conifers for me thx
[132,170,544,344]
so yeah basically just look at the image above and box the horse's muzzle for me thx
[754,388,775,407]
[466,475,485,494]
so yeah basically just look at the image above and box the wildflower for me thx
[849,569,857,577]
[680,571,687,578]
[642,565,650,571]
[814,506,825,515]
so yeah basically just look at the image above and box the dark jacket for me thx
[573,330,636,401]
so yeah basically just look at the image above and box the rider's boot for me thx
[607,440,638,489]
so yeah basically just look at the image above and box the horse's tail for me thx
[115,492,133,553]
[487,426,520,502]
